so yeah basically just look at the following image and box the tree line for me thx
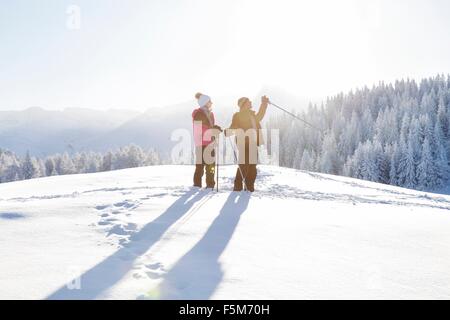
[4,75,450,191]
[0,145,161,183]
[268,74,450,191]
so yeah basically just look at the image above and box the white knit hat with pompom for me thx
[196,92,211,108]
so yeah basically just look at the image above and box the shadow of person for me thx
[47,188,210,300]
[157,191,251,300]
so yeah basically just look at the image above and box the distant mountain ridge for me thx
[0,89,309,157]
[0,99,239,156]
[0,107,140,156]
[0,102,228,157]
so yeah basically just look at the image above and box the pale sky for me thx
[1,0,450,110]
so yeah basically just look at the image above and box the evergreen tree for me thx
[319,133,338,174]
[21,151,37,180]
[45,158,56,176]
[264,75,450,191]
[300,149,315,171]
[417,138,436,190]
[0,145,162,184]
[433,122,448,188]
[101,152,113,172]
[389,143,400,186]
[403,141,417,189]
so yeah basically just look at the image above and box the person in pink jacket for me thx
[192,93,222,189]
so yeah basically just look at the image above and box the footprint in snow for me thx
[97,217,119,226]
[94,200,142,248]
[95,205,110,211]
[114,200,139,209]
[133,262,166,281]
[107,223,138,237]
[145,272,163,280]
[146,262,164,270]
[95,200,141,219]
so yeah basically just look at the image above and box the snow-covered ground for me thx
[1,165,450,300]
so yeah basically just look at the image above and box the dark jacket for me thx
[228,105,267,146]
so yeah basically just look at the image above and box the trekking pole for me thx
[269,101,325,132]
[216,134,220,193]
[228,135,248,191]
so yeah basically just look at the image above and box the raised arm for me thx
[256,95,270,122]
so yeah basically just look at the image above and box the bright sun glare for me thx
[1,0,450,109]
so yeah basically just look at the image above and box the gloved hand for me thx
[213,125,223,132]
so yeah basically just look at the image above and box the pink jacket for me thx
[192,108,215,147]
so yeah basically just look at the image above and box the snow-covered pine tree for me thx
[101,152,113,172]
[0,145,162,183]
[402,141,417,189]
[21,151,38,180]
[433,121,448,188]
[319,133,338,174]
[299,149,315,171]
[0,149,21,183]
[388,142,400,186]
[45,158,56,176]
[373,140,389,184]
[417,138,436,190]
[266,75,450,191]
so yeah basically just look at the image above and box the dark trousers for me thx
[234,142,258,192]
[234,164,257,192]
[193,146,215,188]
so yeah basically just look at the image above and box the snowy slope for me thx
[1,165,450,300]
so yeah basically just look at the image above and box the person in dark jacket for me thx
[226,95,269,192]
[192,92,222,189]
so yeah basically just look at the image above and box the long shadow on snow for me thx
[157,192,251,300]
[47,189,209,300]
